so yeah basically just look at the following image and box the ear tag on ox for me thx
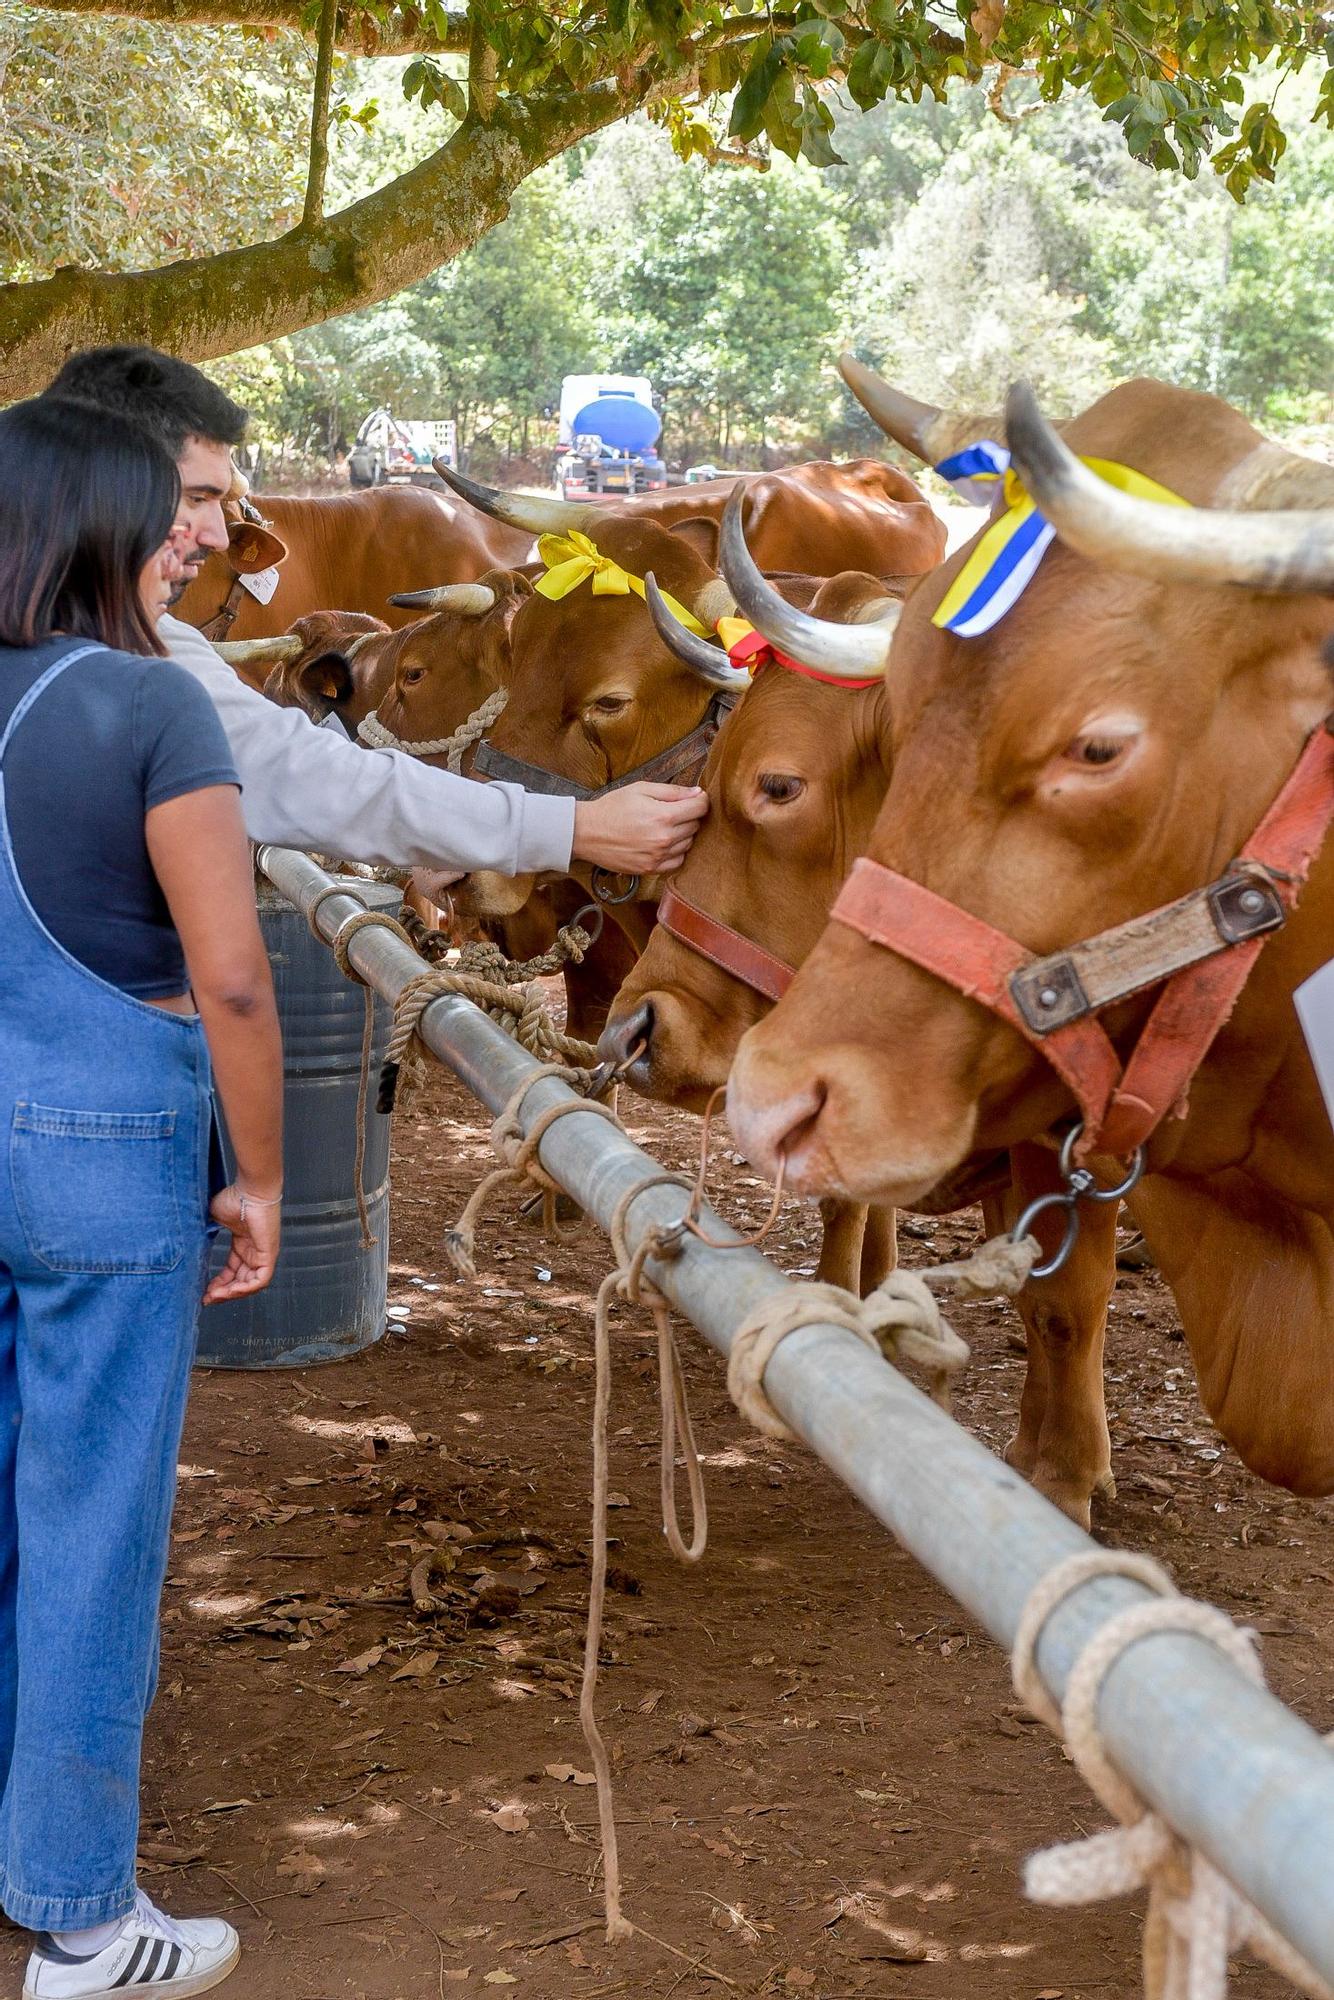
[1294,957,1334,1134]
[239,566,280,605]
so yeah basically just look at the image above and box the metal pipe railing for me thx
[260,844,1334,1983]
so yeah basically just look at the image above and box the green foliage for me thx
[229,70,1331,478]
[0,8,318,279]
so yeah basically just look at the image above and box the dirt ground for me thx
[8,1058,1331,2000]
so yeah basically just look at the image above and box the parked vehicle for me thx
[554,375,667,499]
[348,411,457,488]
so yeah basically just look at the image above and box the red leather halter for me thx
[829,719,1334,1164]
[655,885,795,1003]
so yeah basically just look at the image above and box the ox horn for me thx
[433,460,595,535]
[213,636,303,667]
[387,582,498,615]
[1005,380,1334,595]
[838,352,1001,469]
[643,574,750,690]
[718,490,900,680]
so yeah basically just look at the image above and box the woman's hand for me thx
[204,1183,281,1303]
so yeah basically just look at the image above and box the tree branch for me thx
[0,65,708,399]
[29,0,473,56]
[302,0,338,225]
[468,5,497,119]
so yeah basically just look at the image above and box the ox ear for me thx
[838,352,999,470]
[719,491,899,679]
[1005,379,1334,594]
[667,515,721,566]
[227,520,288,572]
[644,574,750,690]
[297,652,355,712]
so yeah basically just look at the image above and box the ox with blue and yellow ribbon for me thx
[930,445,1190,639]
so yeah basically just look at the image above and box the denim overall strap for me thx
[0,641,217,1933]
[0,646,104,761]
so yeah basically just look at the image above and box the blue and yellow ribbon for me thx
[534,529,709,635]
[931,454,1190,639]
[933,440,1009,508]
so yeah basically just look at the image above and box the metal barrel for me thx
[195,878,396,1369]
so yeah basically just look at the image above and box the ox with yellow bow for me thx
[534,530,709,636]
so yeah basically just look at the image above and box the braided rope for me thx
[1012,1551,1334,2000]
[357,686,509,769]
[377,955,601,1114]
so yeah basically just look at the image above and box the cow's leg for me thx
[1002,1144,1119,1529]
[859,1204,897,1295]
[815,1199,867,1291]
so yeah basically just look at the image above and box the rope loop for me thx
[724,1229,1031,1443]
[357,686,509,768]
[1011,1550,1334,2000]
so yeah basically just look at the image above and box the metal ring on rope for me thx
[1011,1120,1145,1278]
[592,869,641,905]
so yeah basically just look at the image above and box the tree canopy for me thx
[1,0,1331,400]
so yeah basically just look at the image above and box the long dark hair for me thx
[0,396,181,656]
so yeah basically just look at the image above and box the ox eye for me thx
[1065,734,1127,769]
[402,666,427,687]
[758,773,804,803]
[589,694,631,717]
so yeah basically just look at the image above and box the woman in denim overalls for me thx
[0,399,283,1999]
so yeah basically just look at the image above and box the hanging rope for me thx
[441,1065,707,1943]
[1011,1550,1334,2000]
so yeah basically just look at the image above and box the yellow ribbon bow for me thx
[534,530,709,636]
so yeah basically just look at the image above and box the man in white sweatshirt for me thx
[45,347,708,884]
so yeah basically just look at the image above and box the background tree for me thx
[1,0,1330,399]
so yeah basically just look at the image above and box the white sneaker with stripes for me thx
[23,1890,239,1998]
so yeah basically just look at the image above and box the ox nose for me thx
[598,999,654,1081]
[726,1042,829,1189]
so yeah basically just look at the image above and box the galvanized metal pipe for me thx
[260,844,1334,1983]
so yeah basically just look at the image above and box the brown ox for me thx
[355,571,639,1044]
[579,458,942,575]
[176,487,537,643]
[215,585,521,737]
[596,569,1120,1521]
[727,370,1334,1499]
[393,469,942,927]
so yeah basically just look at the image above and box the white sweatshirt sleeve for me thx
[158,613,574,874]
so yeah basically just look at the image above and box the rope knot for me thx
[1011,1551,1334,2000]
[722,1229,1035,1443]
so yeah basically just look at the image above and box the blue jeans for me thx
[0,644,215,1931]
[0,1151,209,1930]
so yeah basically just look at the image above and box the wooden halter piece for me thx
[829,720,1334,1163]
